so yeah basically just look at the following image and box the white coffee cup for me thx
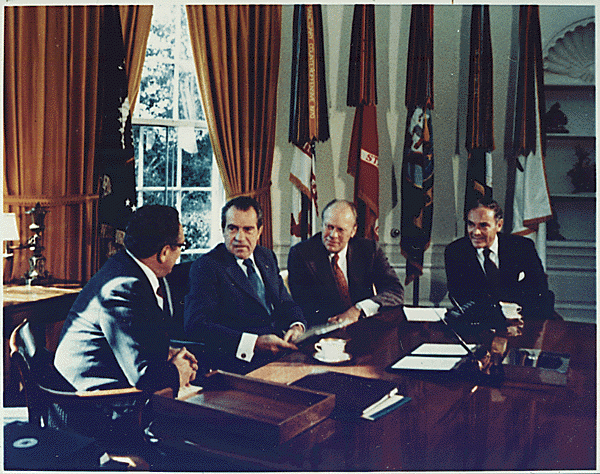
[314,337,347,359]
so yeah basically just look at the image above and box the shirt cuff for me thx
[289,321,305,332]
[355,299,380,318]
[236,332,258,362]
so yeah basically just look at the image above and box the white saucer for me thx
[313,351,352,364]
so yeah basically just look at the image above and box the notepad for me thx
[403,307,446,322]
[390,342,477,371]
[391,355,463,371]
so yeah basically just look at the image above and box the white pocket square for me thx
[518,271,525,281]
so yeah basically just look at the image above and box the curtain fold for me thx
[186,5,282,248]
[119,5,153,112]
[4,6,103,282]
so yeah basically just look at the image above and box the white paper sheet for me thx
[403,307,447,322]
[410,343,476,356]
[391,355,463,371]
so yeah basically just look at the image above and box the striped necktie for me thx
[331,253,352,308]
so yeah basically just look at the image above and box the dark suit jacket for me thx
[55,250,180,395]
[287,234,404,326]
[183,243,305,372]
[444,233,554,320]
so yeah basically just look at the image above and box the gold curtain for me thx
[186,5,282,248]
[119,5,153,112]
[4,6,103,283]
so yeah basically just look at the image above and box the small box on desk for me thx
[502,348,570,386]
[150,370,335,445]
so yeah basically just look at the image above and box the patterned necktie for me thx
[483,248,499,287]
[331,253,352,308]
[243,258,269,312]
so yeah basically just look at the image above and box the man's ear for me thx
[497,218,504,232]
[156,245,169,263]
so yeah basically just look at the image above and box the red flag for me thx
[347,5,378,240]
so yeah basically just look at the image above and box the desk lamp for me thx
[2,213,20,284]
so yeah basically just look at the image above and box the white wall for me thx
[269,5,595,321]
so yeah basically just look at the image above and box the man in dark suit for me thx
[55,205,198,451]
[184,196,306,373]
[287,199,404,327]
[445,197,554,321]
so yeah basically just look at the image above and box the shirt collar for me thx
[126,249,161,296]
[329,243,349,262]
[477,235,499,257]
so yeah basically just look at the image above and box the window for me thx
[132,5,224,262]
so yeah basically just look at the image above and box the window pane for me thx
[180,7,194,62]
[179,65,204,121]
[182,129,212,187]
[142,191,168,207]
[145,9,175,61]
[181,191,212,249]
[136,63,175,120]
[141,127,178,187]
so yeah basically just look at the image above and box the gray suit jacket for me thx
[55,250,179,394]
[287,234,404,326]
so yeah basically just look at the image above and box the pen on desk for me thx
[436,308,476,359]
[449,295,465,315]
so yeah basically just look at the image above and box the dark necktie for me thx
[331,253,352,309]
[157,278,172,317]
[483,248,499,287]
[243,259,269,312]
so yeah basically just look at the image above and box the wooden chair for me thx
[9,319,150,456]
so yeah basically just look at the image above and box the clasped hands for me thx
[169,346,199,388]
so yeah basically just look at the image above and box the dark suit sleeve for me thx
[264,248,307,332]
[500,237,553,319]
[287,242,333,325]
[183,256,244,356]
[368,242,404,309]
[444,240,475,306]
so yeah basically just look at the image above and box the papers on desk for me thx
[391,343,476,371]
[403,307,446,322]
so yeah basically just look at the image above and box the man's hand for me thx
[327,305,361,326]
[255,334,298,355]
[283,323,304,343]
[168,347,198,387]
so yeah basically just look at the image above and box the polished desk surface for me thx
[154,309,596,471]
[3,283,81,308]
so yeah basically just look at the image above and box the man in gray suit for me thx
[56,205,198,396]
[184,196,306,374]
[287,199,404,327]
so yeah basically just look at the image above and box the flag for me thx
[464,5,494,222]
[347,4,378,240]
[400,5,434,286]
[96,6,136,264]
[289,5,329,243]
[512,6,552,235]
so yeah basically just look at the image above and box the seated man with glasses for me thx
[184,196,306,374]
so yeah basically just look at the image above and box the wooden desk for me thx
[3,283,81,405]
[151,310,596,471]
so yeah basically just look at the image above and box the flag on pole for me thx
[347,4,379,240]
[464,5,494,221]
[96,6,137,265]
[512,6,552,235]
[289,5,329,243]
[400,5,434,285]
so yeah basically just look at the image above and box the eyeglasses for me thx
[170,240,189,251]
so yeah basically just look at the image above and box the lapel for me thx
[222,246,268,309]
[311,240,339,291]
[464,239,487,280]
